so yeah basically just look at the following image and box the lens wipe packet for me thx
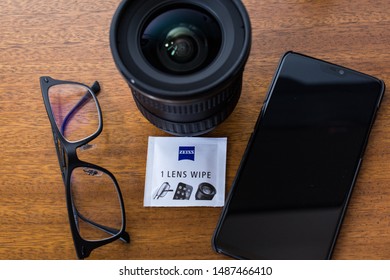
[144,137,227,207]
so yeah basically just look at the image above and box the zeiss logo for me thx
[178,146,195,161]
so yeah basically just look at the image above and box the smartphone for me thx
[212,51,385,259]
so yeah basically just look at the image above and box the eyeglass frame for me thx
[40,76,130,259]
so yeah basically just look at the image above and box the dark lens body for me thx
[110,0,251,135]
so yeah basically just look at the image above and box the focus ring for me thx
[132,81,242,135]
[131,74,242,123]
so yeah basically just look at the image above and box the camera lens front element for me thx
[141,7,220,75]
[159,25,207,74]
[164,27,198,63]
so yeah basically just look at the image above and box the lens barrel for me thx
[110,0,251,135]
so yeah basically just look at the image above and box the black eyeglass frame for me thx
[40,76,130,259]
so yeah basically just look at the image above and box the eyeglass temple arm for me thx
[60,81,101,135]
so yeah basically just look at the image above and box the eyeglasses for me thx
[40,76,130,259]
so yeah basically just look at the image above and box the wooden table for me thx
[0,0,389,260]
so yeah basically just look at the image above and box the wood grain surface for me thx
[0,0,389,259]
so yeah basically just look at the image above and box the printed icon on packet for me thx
[173,183,193,200]
[153,182,173,199]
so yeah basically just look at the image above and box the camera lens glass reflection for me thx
[164,26,197,63]
[202,185,212,195]
[141,7,222,75]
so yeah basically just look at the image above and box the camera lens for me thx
[195,183,216,200]
[110,0,251,135]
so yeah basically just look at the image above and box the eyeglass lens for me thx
[48,84,99,142]
[71,167,123,241]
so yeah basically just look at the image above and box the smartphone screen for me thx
[213,52,385,259]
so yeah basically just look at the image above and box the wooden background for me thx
[0,0,389,259]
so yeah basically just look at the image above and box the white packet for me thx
[144,136,227,207]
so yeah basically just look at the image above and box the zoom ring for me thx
[132,81,242,135]
[131,74,242,123]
